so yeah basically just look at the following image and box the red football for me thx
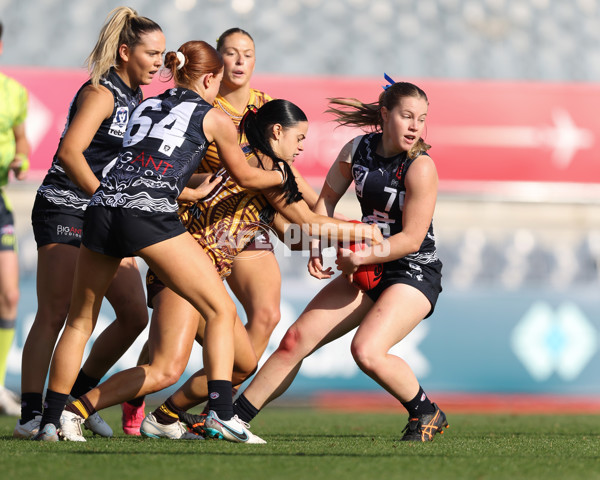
[347,241,383,291]
[342,220,383,291]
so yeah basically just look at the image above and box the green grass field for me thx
[1,406,599,480]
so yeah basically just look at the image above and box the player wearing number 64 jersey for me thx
[89,88,215,216]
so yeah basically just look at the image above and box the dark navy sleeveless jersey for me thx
[89,87,212,213]
[352,132,439,263]
[37,69,143,211]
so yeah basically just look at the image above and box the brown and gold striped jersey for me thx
[178,89,273,278]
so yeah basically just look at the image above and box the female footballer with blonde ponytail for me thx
[19,6,164,440]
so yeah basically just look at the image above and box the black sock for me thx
[70,369,101,399]
[41,390,69,429]
[201,386,237,416]
[401,386,436,418]
[207,380,234,420]
[20,392,43,423]
[233,393,259,424]
[126,396,145,408]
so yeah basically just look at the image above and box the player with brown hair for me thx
[217,80,448,443]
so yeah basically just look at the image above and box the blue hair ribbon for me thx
[382,73,396,90]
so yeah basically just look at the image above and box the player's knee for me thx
[35,303,71,333]
[222,299,238,322]
[206,299,238,326]
[121,311,149,335]
[149,365,185,392]
[276,326,302,358]
[249,305,280,337]
[350,341,379,374]
[113,302,149,334]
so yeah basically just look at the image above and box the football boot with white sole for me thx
[203,410,266,444]
[59,410,87,442]
[31,423,59,442]
[140,413,202,440]
[14,415,42,439]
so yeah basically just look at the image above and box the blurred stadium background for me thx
[1,0,600,407]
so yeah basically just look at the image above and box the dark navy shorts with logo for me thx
[82,204,187,259]
[365,256,443,318]
[31,194,84,248]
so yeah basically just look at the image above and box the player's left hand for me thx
[193,174,222,200]
[308,254,334,279]
[178,175,222,203]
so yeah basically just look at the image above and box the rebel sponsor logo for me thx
[57,225,82,237]
[108,107,129,138]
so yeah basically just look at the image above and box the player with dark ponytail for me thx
[219,78,448,443]
[241,101,303,204]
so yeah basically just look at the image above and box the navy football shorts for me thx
[31,194,84,248]
[82,205,186,258]
[365,256,443,318]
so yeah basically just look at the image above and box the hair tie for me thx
[382,73,396,90]
[240,105,257,134]
[176,51,186,70]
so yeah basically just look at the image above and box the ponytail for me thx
[162,41,223,90]
[241,101,303,204]
[327,81,431,159]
